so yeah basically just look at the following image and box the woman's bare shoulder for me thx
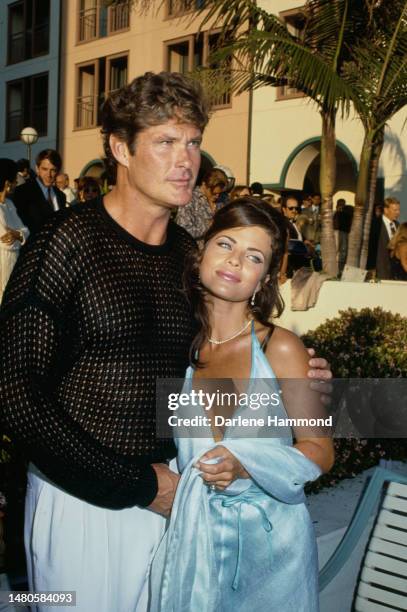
[265,324,309,377]
[269,324,305,352]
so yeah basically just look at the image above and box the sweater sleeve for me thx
[0,216,158,509]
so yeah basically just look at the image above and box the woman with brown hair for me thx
[151,197,334,611]
[388,221,407,280]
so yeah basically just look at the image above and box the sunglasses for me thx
[287,206,299,211]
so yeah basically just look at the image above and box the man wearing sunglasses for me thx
[282,195,311,276]
[282,195,302,239]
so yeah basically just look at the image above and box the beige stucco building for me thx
[59,0,250,184]
[59,0,407,219]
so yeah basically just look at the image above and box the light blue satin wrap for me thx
[149,327,322,611]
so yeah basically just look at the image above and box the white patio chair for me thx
[319,467,407,611]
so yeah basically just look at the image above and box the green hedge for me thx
[302,307,407,493]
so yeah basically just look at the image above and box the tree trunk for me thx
[346,131,374,267]
[319,110,338,277]
[359,131,384,269]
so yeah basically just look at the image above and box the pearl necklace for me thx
[208,319,252,345]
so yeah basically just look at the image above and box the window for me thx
[6,73,48,141]
[107,55,128,94]
[205,32,231,107]
[276,8,306,100]
[78,0,130,43]
[164,31,231,109]
[166,0,205,18]
[108,1,130,33]
[166,0,200,18]
[166,37,203,73]
[76,62,98,129]
[8,0,50,64]
[78,0,102,43]
[75,55,128,129]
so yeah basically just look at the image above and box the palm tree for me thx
[344,1,407,268]
[111,0,407,272]
[199,0,369,276]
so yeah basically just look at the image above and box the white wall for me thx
[277,280,407,336]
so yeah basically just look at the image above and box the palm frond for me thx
[208,27,362,115]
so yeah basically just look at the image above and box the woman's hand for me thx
[1,228,22,245]
[195,446,250,490]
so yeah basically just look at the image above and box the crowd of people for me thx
[1,145,405,300]
[175,172,406,281]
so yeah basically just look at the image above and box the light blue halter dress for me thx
[150,324,321,611]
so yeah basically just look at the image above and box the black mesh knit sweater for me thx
[0,198,196,509]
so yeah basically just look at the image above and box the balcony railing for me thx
[78,7,98,42]
[212,91,231,108]
[79,2,128,42]
[108,2,130,33]
[76,95,96,128]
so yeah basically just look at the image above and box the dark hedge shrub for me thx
[302,307,407,493]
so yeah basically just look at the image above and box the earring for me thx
[251,292,256,306]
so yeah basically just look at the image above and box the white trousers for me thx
[24,465,166,612]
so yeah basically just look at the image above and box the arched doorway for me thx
[80,159,105,179]
[80,158,113,188]
[282,139,357,197]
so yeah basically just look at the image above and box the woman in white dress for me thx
[0,159,29,300]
